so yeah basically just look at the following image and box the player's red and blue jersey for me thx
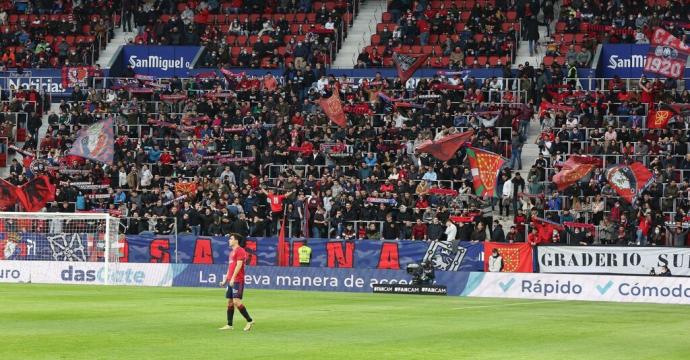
[226,246,247,284]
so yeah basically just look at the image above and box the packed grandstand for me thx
[1,0,690,250]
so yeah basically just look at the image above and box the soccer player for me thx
[219,233,254,331]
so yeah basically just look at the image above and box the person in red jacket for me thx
[411,219,427,240]
[636,213,652,246]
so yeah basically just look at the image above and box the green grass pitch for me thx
[1,284,689,359]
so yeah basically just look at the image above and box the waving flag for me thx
[531,217,564,244]
[644,28,690,79]
[605,162,654,204]
[393,53,428,83]
[68,118,115,165]
[415,130,474,161]
[538,100,574,117]
[552,155,602,191]
[0,178,18,210]
[647,109,674,129]
[318,88,347,127]
[466,147,507,197]
[15,175,55,212]
[174,182,198,197]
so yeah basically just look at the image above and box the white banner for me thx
[0,261,173,286]
[462,272,690,305]
[536,246,690,276]
[0,261,31,283]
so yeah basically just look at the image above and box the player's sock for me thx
[237,304,253,322]
[227,304,235,326]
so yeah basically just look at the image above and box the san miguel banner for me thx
[121,235,485,272]
[536,246,690,276]
[483,242,533,273]
[599,44,690,78]
[121,45,203,76]
[644,28,690,79]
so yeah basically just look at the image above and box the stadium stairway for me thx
[97,26,131,68]
[513,3,560,68]
[332,0,386,68]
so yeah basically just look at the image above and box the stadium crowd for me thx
[0,0,117,68]
[123,0,354,69]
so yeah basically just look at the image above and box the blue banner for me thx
[598,44,690,78]
[123,235,484,272]
[0,69,68,95]
[121,45,203,77]
[171,264,473,295]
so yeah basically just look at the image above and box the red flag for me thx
[531,217,564,245]
[644,28,690,79]
[484,242,533,273]
[15,175,55,212]
[277,218,288,266]
[415,130,474,161]
[647,110,674,129]
[393,52,429,83]
[174,182,198,197]
[552,155,602,191]
[0,178,18,210]
[538,100,574,117]
[318,88,347,127]
[465,146,507,197]
[605,162,653,203]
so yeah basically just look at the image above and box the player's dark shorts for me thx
[226,282,245,299]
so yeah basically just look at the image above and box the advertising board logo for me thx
[607,54,646,69]
[60,265,146,284]
[422,241,465,271]
[128,56,191,70]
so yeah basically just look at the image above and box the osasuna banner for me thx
[121,235,485,272]
[536,246,690,276]
[466,147,506,198]
[415,130,474,161]
[393,52,428,83]
[68,117,115,165]
[461,272,690,305]
[605,162,653,204]
[644,28,690,79]
[121,45,203,76]
[483,242,533,273]
[61,66,90,88]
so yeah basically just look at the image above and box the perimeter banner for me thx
[536,246,690,276]
[461,272,690,305]
[122,235,485,272]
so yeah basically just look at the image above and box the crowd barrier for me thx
[3,261,690,304]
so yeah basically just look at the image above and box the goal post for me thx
[0,212,123,284]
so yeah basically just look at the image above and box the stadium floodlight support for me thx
[0,212,122,285]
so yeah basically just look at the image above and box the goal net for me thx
[0,212,122,277]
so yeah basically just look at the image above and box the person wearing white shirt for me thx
[140,165,152,188]
[502,177,514,217]
[422,167,438,183]
[444,220,457,241]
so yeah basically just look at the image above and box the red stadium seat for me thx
[371,34,380,45]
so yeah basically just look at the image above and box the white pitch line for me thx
[452,300,566,310]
